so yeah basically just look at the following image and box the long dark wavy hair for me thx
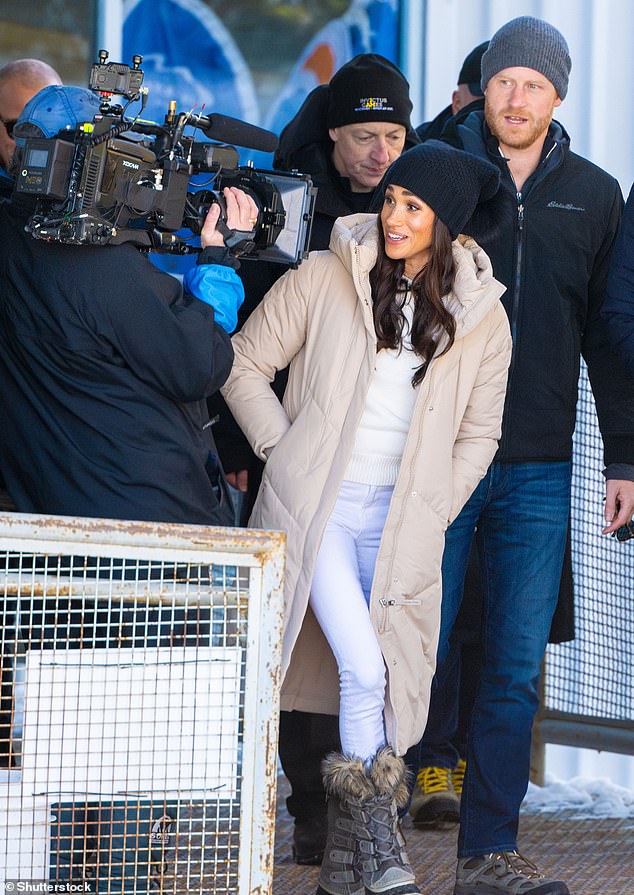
[370,214,457,387]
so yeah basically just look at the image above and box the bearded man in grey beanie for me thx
[408,16,634,895]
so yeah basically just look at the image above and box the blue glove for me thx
[184,262,245,333]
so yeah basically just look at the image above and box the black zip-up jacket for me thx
[416,103,453,142]
[0,197,235,524]
[453,112,632,467]
[603,183,634,379]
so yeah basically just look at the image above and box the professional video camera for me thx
[14,51,316,265]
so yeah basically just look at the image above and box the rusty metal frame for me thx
[0,512,286,895]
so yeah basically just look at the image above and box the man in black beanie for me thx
[206,53,419,866]
[325,55,412,192]
[408,16,634,895]
[274,53,418,247]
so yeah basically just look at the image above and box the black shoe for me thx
[292,813,328,865]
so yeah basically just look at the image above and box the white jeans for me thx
[310,480,393,761]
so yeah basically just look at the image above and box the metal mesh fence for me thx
[0,518,285,895]
[543,364,634,733]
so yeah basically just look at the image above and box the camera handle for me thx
[211,193,257,257]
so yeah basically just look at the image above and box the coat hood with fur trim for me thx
[328,212,506,342]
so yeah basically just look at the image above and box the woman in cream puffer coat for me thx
[222,141,512,895]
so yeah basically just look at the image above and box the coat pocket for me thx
[268,398,329,474]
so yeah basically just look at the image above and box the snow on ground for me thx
[522,773,634,819]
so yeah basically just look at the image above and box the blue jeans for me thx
[438,461,571,857]
[416,637,462,769]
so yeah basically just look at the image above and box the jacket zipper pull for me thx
[517,192,524,230]
[517,204,524,229]
[379,598,396,607]
[203,414,220,430]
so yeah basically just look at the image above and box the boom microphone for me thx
[197,113,279,153]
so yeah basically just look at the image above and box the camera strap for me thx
[214,217,256,257]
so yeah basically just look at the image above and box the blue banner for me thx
[123,0,259,126]
[265,0,400,135]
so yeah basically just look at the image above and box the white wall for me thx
[96,0,124,61]
[419,0,634,193]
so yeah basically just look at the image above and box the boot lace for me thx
[365,799,402,863]
[416,765,452,795]
[489,850,544,881]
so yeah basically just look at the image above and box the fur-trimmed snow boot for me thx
[316,749,420,895]
[358,748,419,894]
[316,753,369,895]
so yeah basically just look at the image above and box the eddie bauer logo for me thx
[547,201,585,212]
[150,814,175,845]
[355,97,395,113]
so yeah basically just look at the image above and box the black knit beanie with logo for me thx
[384,140,500,239]
[326,54,413,130]
[480,16,571,99]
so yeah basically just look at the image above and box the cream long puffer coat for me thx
[222,214,512,755]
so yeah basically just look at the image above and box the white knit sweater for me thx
[345,289,420,485]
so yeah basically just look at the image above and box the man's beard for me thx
[485,98,553,150]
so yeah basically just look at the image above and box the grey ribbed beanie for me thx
[480,16,571,99]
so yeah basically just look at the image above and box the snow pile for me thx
[522,773,634,819]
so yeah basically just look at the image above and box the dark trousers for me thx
[278,709,341,822]
[416,639,481,770]
[411,512,574,778]
[415,539,484,771]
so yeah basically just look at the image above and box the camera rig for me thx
[14,51,316,265]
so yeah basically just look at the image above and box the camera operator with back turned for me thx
[0,85,258,525]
